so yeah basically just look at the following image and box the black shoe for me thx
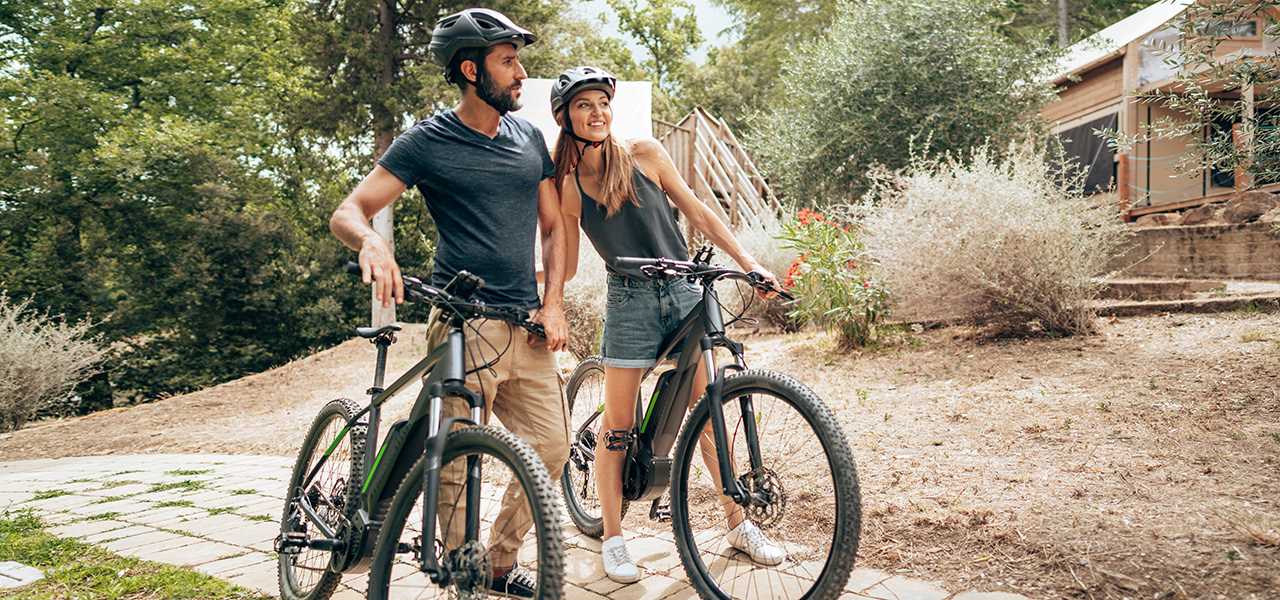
[489,565,537,598]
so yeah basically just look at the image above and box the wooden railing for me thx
[654,108,782,230]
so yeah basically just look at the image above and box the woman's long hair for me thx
[552,109,638,217]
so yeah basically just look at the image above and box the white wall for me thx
[512,78,653,150]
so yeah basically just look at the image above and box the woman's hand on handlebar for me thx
[744,262,780,300]
[358,235,404,307]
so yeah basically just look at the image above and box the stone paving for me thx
[0,454,1028,599]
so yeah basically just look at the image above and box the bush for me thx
[780,209,890,348]
[0,295,106,432]
[858,143,1131,334]
[749,0,1056,206]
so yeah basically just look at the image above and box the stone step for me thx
[1099,278,1226,301]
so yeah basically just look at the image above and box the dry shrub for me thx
[0,295,106,432]
[859,143,1131,334]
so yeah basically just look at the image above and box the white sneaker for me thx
[726,520,786,566]
[600,535,641,583]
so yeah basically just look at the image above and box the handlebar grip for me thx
[613,256,662,270]
[343,261,363,277]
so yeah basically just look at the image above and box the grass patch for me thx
[164,469,212,477]
[97,479,143,489]
[30,490,68,501]
[107,470,141,477]
[65,478,97,484]
[1241,330,1271,343]
[205,507,236,516]
[155,499,195,509]
[86,512,122,521]
[95,494,138,503]
[0,510,269,599]
[147,480,207,494]
[245,514,274,523]
[230,489,256,496]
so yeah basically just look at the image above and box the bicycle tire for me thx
[560,356,629,539]
[367,425,565,600]
[670,370,860,600]
[278,398,367,600]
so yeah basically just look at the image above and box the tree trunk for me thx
[1057,0,1070,47]
[371,0,399,327]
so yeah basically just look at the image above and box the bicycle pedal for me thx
[396,542,414,554]
[649,499,671,522]
[274,531,307,554]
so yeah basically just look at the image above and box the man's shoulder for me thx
[404,110,457,139]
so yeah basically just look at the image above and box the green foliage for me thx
[780,210,889,349]
[749,0,1058,207]
[686,0,839,130]
[606,0,702,119]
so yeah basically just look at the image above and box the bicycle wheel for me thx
[367,424,565,600]
[560,357,629,539]
[670,370,860,600]
[279,398,367,600]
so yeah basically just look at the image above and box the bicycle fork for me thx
[700,338,763,507]
[418,330,484,584]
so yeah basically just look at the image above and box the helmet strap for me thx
[563,108,605,149]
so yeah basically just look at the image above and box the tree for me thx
[748,0,1058,206]
[0,0,369,400]
[667,0,839,131]
[605,0,702,119]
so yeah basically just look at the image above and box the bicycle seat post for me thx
[366,332,394,475]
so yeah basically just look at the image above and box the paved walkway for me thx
[0,454,1026,600]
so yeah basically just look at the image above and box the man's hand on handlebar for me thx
[530,303,568,352]
[358,235,404,307]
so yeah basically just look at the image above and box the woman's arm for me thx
[633,139,774,280]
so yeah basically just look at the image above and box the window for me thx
[1056,113,1118,194]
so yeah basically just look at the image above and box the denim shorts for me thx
[600,273,703,369]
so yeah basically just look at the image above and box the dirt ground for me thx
[2,312,1278,599]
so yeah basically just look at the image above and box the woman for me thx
[550,66,786,583]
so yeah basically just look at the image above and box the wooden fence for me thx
[654,107,782,231]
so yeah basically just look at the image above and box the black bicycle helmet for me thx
[550,66,617,115]
[429,8,536,81]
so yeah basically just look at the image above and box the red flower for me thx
[784,255,806,289]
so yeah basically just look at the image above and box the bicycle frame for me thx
[296,317,487,581]
[592,280,762,507]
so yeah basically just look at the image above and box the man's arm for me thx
[330,165,408,306]
[531,177,568,351]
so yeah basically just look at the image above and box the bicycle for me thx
[276,263,564,600]
[560,246,861,600]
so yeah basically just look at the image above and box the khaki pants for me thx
[427,312,569,569]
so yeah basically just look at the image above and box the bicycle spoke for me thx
[382,444,544,599]
[677,382,848,600]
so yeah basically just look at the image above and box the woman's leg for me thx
[596,366,644,540]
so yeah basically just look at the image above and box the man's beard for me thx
[476,67,521,115]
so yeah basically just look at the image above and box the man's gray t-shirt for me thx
[378,111,554,309]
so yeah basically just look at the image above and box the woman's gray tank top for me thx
[576,166,689,279]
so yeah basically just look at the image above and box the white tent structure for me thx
[510,78,653,149]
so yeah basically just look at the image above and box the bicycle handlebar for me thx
[612,256,795,302]
[343,261,545,338]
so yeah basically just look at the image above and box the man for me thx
[328,8,569,598]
